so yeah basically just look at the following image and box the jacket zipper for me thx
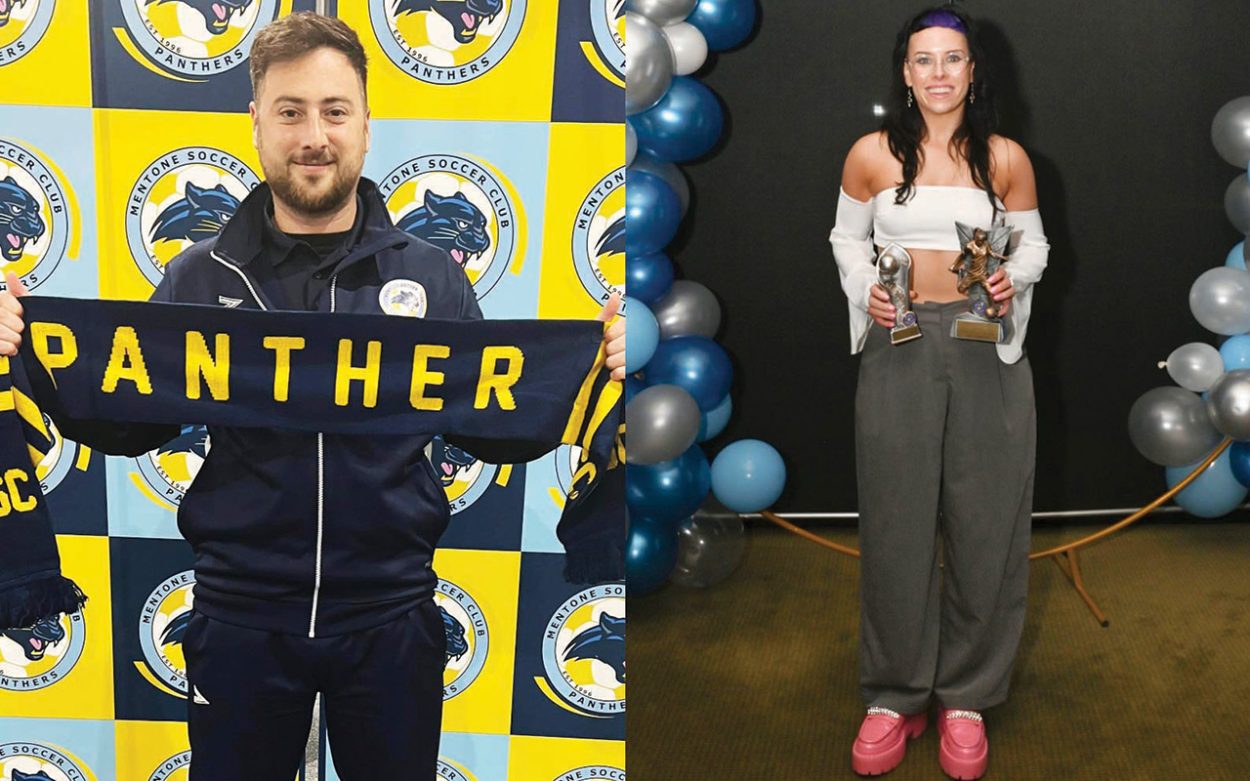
[210,249,330,638]
[308,274,338,638]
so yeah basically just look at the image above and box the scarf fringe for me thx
[0,575,88,630]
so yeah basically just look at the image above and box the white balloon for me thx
[663,22,708,76]
[626,121,638,166]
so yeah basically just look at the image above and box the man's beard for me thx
[265,155,361,217]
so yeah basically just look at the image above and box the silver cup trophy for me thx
[877,242,922,345]
[949,221,1013,343]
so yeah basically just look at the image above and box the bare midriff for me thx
[877,245,967,303]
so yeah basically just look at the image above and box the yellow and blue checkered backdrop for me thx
[0,1,626,779]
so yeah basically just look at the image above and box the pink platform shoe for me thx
[851,706,927,776]
[937,709,988,780]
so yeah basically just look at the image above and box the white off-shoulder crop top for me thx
[873,185,1005,251]
[828,185,1050,364]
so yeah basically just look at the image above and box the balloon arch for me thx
[622,0,785,594]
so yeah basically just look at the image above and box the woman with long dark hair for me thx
[828,6,1049,779]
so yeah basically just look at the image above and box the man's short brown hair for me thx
[249,12,369,99]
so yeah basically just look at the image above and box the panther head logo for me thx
[562,612,625,683]
[429,435,477,487]
[393,0,504,45]
[160,425,210,462]
[160,610,191,647]
[594,215,625,259]
[145,0,255,36]
[439,605,468,666]
[1,616,65,663]
[0,176,45,263]
[150,181,241,245]
[0,0,30,28]
[397,190,490,268]
[12,770,57,781]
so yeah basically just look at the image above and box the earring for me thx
[907,87,913,108]
[969,85,975,104]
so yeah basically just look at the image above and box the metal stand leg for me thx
[1049,549,1109,627]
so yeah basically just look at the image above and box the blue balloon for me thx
[631,76,725,163]
[626,515,678,595]
[1231,441,1250,488]
[1221,334,1250,369]
[625,169,682,254]
[687,0,757,51]
[1228,241,1248,271]
[697,393,733,442]
[627,251,675,305]
[626,444,712,523]
[711,439,786,512]
[626,299,660,373]
[625,375,649,404]
[1165,448,1248,518]
[644,335,733,411]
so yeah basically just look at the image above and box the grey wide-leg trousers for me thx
[855,300,1036,713]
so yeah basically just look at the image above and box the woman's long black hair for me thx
[882,5,999,211]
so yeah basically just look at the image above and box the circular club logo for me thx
[379,278,429,318]
[540,585,625,717]
[571,166,625,310]
[0,743,94,781]
[436,577,488,701]
[125,147,259,287]
[369,0,526,84]
[136,425,210,507]
[379,154,517,299]
[558,767,625,781]
[146,750,191,781]
[0,137,72,291]
[118,0,277,79]
[588,0,625,80]
[36,414,84,496]
[0,609,86,692]
[0,0,53,68]
[138,570,195,696]
[436,759,476,781]
[427,435,498,517]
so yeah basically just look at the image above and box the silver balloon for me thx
[1128,386,1222,466]
[1164,342,1224,392]
[663,21,708,76]
[1212,96,1250,169]
[626,121,638,166]
[630,152,689,215]
[1226,174,1250,234]
[669,512,746,588]
[626,0,697,26]
[625,13,674,116]
[652,280,722,339]
[1189,266,1250,335]
[1207,370,1250,440]
[626,384,701,464]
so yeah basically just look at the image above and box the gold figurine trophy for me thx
[877,242,922,345]
[949,221,1013,343]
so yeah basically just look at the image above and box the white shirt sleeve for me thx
[829,188,878,354]
[997,208,1049,364]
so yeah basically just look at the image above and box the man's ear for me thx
[365,106,372,154]
[249,100,260,149]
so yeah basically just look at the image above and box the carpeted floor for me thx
[628,522,1250,780]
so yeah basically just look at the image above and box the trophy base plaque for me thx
[951,314,1003,343]
[890,324,923,345]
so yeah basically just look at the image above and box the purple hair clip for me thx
[917,9,967,33]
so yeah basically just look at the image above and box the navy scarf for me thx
[0,297,624,630]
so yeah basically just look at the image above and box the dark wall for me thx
[674,1,1250,513]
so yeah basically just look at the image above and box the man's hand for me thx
[867,284,917,329]
[597,292,625,381]
[0,271,28,357]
